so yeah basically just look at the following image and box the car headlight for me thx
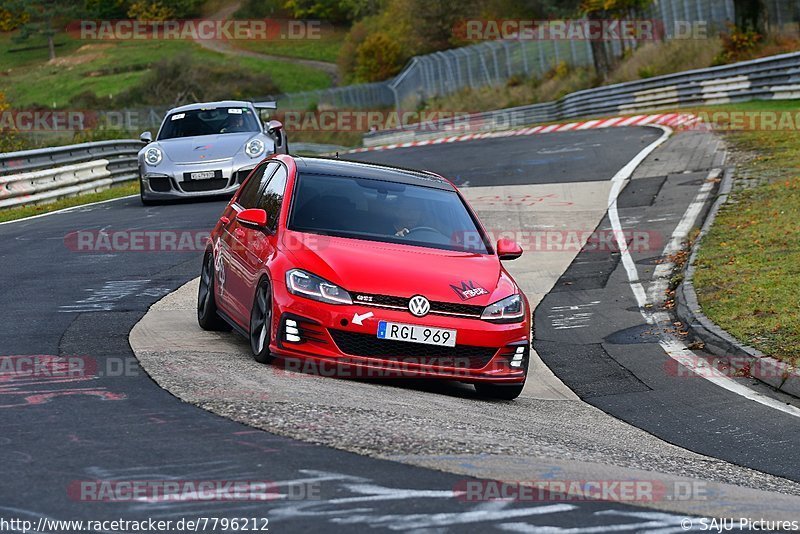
[245,138,265,158]
[481,294,525,323]
[144,147,162,166]
[286,269,352,305]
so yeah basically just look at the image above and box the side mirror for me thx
[140,131,152,143]
[496,238,523,260]
[266,120,283,134]
[236,208,268,229]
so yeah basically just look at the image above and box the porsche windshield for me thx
[158,107,260,140]
[288,173,490,254]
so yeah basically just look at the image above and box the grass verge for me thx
[230,27,346,63]
[0,181,139,223]
[0,32,332,109]
[691,99,800,365]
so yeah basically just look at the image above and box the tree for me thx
[354,31,403,82]
[0,0,80,61]
[581,0,654,80]
[733,0,766,33]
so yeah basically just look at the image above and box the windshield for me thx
[288,173,490,254]
[158,107,260,140]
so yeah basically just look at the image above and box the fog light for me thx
[284,319,301,343]
[510,346,526,367]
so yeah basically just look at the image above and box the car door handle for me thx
[219,216,230,225]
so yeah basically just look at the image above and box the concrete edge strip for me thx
[675,168,800,398]
[337,114,699,155]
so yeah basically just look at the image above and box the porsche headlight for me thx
[481,294,524,323]
[245,138,265,158]
[144,147,162,166]
[286,269,352,305]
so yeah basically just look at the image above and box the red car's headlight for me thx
[286,269,352,305]
[481,294,524,323]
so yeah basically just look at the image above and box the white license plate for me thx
[190,171,216,180]
[377,321,456,347]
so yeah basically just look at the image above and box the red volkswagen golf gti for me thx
[198,155,531,399]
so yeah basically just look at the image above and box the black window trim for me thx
[234,160,280,211]
[257,162,288,233]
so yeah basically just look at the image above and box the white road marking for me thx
[0,195,137,227]
[607,130,800,418]
[499,509,697,533]
[549,301,601,330]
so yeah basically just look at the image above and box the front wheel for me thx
[474,382,524,400]
[197,252,230,331]
[250,278,276,364]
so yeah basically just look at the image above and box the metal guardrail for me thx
[364,51,800,146]
[0,140,141,210]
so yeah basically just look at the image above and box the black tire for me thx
[249,277,276,364]
[197,252,231,331]
[474,382,525,400]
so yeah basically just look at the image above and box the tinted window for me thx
[288,173,489,253]
[256,165,287,230]
[237,162,277,209]
[158,107,259,140]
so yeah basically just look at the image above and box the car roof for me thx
[292,156,456,191]
[166,100,256,114]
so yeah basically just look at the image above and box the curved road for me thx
[2,127,799,531]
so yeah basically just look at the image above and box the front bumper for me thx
[269,281,530,384]
[140,159,257,200]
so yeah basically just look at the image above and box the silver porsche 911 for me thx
[137,100,288,204]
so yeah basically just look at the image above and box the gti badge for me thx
[408,295,431,317]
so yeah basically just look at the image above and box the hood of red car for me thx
[283,232,516,305]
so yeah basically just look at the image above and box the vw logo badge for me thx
[408,295,431,317]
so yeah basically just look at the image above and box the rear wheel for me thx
[474,382,525,400]
[250,278,276,364]
[197,252,230,331]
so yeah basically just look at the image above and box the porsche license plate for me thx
[190,171,216,180]
[377,321,456,347]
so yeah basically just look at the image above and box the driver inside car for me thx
[393,195,428,237]
[221,113,247,133]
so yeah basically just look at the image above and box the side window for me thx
[256,165,288,230]
[237,162,278,209]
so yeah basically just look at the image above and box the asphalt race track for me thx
[3,127,800,532]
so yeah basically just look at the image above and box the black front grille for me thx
[180,178,229,192]
[352,293,483,317]
[148,176,172,192]
[431,301,484,316]
[329,329,497,369]
[234,169,252,184]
